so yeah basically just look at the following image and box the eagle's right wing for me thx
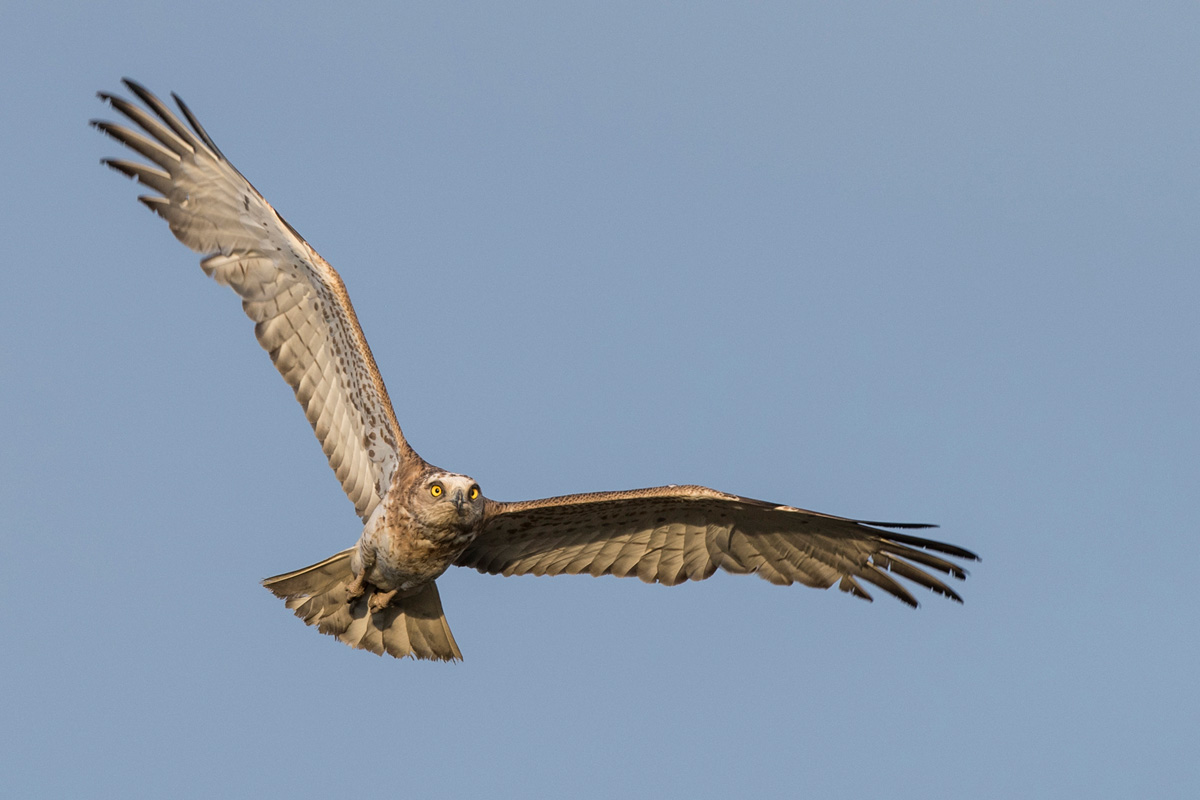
[94,79,419,521]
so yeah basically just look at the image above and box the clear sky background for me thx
[2,2,1197,797]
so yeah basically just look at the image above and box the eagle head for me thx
[413,471,485,535]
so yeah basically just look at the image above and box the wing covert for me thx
[95,80,416,521]
[461,485,978,606]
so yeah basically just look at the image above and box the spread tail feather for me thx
[262,550,463,661]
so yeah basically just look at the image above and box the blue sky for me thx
[2,2,1197,797]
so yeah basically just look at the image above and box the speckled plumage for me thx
[96,80,979,662]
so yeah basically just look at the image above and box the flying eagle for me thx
[94,80,978,661]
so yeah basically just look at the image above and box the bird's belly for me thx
[362,529,474,592]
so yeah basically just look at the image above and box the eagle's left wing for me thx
[460,485,977,606]
[94,80,421,522]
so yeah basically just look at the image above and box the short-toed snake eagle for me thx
[95,80,978,661]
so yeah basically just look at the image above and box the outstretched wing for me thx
[94,79,419,522]
[460,485,977,606]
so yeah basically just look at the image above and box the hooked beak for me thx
[451,489,467,515]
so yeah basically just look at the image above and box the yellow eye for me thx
[430,485,443,497]
[469,486,480,500]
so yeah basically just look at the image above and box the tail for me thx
[262,549,463,661]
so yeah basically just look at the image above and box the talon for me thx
[368,589,398,614]
[346,573,368,602]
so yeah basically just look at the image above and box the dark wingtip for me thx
[942,545,980,563]
[100,158,132,177]
[926,581,965,604]
[882,529,980,562]
[122,78,164,112]
[860,520,939,530]
[170,90,225,158]
[121,77,149,96]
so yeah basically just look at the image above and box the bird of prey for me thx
[94,79,978,662]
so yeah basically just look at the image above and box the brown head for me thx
[406,468,486,537]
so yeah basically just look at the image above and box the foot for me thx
[368,589,398,614]
[347,548,377,604]
[346,573,368,602]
